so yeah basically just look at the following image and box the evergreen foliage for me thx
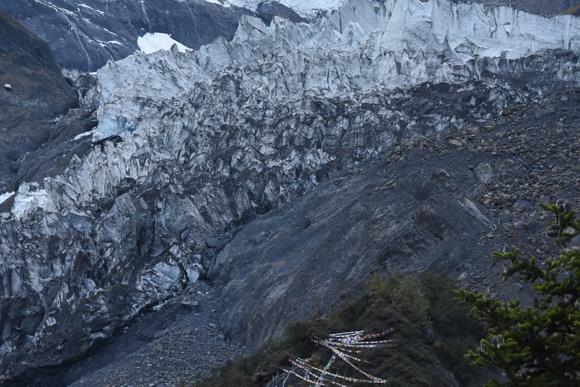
[197,275,483,387]
[455,203,580,387]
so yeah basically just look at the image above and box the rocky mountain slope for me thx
[13,86,580,387]
[0,0,579,385]
[0,13,93,196]
[465,0,580,16]
[211,86,580,350]
[0,0,304,71]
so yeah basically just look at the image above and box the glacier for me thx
[91,0,580,142]
[0,0,579,383]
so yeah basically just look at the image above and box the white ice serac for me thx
[137,32,192,54]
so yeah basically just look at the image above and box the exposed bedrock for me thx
[0,12,96,196]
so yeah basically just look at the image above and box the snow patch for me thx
[77,3,105,15]
[73,130,96,141]
[137,33,192,54]
[0,192,14,206]
[278,0,348,15]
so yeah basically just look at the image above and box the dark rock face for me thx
[466,0,580,15]
[0,12,89,194]
[256,1,307,25]
[0,0,303,71]
[566,4,580,15]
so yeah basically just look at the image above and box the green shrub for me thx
[197,274,483,387]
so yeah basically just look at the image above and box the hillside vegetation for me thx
[197,274,485,387]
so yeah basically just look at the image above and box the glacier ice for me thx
[92,0,580,142]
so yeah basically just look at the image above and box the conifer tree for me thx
[455,203,580,387]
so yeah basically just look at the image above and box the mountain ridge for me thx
[0,0,304,71]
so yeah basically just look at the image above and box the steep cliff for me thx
[0,13,90,195]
